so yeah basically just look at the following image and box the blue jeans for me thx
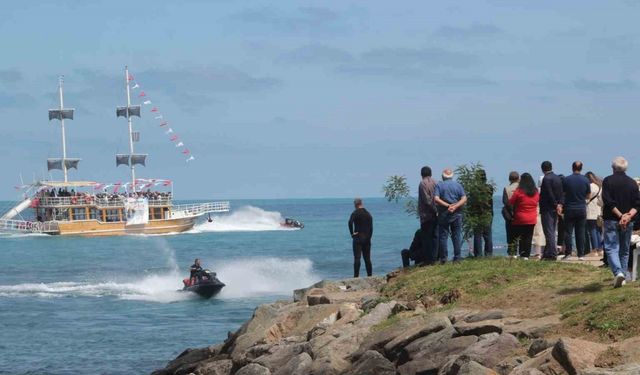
[587,220,602,250]
[438,212,463,262]
[603,220,633,278]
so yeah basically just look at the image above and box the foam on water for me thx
[191,206,298,233]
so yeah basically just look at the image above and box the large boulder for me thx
[454,319,504,336]
[399,327,474,367]
[235,363,271,375]
[272,352,312,375]
[582,363,640,375]
[151,345,222,375]
[190,359,233,375]
[230,302,340,363]
[456,333,520,370]
[344,350,395,375]
[504,315,561,339]
[355,301,398,329]
[352,314,429,359]
[440,355,499,375]
[397,357,439,375]
[551,338,607,375]
[252,342,310,372]
[464,310,512,323]
[384,314,452,360]
[511,348,568,375]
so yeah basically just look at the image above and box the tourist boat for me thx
[0,68,229,236]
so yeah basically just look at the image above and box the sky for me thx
[1,0,640,200]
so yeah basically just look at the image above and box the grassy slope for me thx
[381,258,640,342]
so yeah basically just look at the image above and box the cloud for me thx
[573,78,638,92]
[0,69,23,85]
[0,92,33,108]
[231,6,347,35]
[587,34,640,65]
[360,47,477,68]
[138,65,281,94]
[279,44,354,65]
[434,24,503,38]
[70,65,280,109]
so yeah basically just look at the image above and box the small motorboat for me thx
[282,218,304,229]
[182,269,225,298]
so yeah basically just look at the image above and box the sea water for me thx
[0,198,507,375]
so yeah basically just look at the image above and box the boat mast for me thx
[48,76,76,183]
[58,77,68,182]
[125,66,136,191]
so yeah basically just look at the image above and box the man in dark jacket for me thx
[560,161,591,260]
[348,198,373,277]
[418,166,438,264]
[539,161,564,260]
[602,157,640,288]
[190,258,203,284]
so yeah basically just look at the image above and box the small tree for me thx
[455,162,496,241]
[382,175,418,217]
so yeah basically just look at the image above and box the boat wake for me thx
[0,257,319,303]
[191,206,299,233]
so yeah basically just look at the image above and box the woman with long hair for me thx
[508,173,540,259]
[585,171,603,256]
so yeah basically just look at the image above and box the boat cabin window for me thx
[153,207,163,219]
[89,208,99,220]
[105,209,120,222]
[72,208,87,221]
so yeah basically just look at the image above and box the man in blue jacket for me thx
[539,161,564,260]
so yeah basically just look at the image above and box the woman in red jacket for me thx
[508,173,540,259]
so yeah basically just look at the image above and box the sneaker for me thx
[622,280,627,286]
[561,255,572,261]
[614,273,626,288]
[522,257,529,261]
[578,257,586,261]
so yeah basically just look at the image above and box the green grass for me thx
[381,257,640,342]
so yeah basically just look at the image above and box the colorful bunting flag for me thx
[151,107,158,112]
[181,149,190,155]
[186,156,195,162]
[138,91,146,98]
[170,135,179,141]
[143,100,151,105]
[175,142,184,147]
[165,128,173,134]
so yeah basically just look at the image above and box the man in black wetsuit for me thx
[190,258,203,284]
[348,198,373,277]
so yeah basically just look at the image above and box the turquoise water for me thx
[0,198,507,375]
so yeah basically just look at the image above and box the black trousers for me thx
[505,221,516,256]
[564,210,586,257]
[401,249,411,268]
[511,224,535,258]
[353,239,372,277]
[420,220,438,265]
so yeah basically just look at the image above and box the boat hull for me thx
[53,217,197,236]
[182,281,225,299]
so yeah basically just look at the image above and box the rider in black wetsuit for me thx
[348,198,373,278]
[190,258,203,284]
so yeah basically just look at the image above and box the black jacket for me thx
[539,172,563,212]
[602,172,640,221]
[348,208,373,242]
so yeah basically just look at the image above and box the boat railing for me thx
[170,201,230,218]
[0,219,59,234]
[36,196,173,208]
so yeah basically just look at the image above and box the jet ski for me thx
[282,218,304,229]
[182,269,225,298]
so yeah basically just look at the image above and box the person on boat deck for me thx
[190,258,203,283]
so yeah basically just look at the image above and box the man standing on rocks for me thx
[348,198,373,277]
[539,161,564,261]
[435,169,467,263]
[418,166,438,265]
[602,157,639,288]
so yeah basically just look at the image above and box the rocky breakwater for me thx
[152,274,640,375]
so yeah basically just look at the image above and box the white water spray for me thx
[190,206,298,233]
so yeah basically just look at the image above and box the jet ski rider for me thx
[190,258,203,284]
